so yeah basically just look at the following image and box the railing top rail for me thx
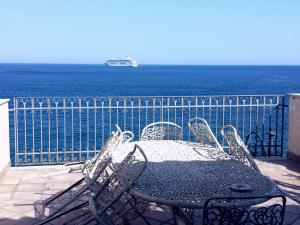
[12,94,285,99]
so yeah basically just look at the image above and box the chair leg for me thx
[47,184,89,218]
[45,177,85,205]
[36,201,88,225]
[62,210,91,225]
[77,216,95,225]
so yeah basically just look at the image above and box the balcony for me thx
[0,94,300,224]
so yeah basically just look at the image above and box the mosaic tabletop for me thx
[113,140,277,208]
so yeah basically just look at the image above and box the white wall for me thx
[288,94,300,162]
[0,99,10,175]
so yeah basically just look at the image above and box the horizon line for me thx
[0,62,300,66]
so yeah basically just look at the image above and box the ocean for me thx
[1,64,300,98]
[1,64,299,165]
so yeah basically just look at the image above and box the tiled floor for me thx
[0,160,299,225]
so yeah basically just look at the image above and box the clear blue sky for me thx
[0,1,299,65]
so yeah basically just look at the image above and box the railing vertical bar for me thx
[274,104,279,155]
[255,99,259,156]
[94,97,97,154]
[109,98,112,134]
[63,98,66,161]
[242,99,246,141]
[145,100,148,126]
[280,97,285,156]
[14,99,18,165]
[160,97,163,121]
[229,99,232,125]
[215,99,219,136]
[268,99,273,157]
[23,101,27,163]
[47,98,51,163]
[222,96,225,145]
[131,100,134,132]
[209,97,212,125]
[167,98,170,123]
[181,97,184,140]
[123,98,127,130]
[31,98,35,162]
[262,96,266,156]
[101,101,104,145]
[39,101,43,162]
[249,97,253,144]
[138,98,141,139]
[86,101,90,159]
[116,100,119,127]
[195,97,198,119]
[55,100,59,162]
[152,98,155,123]
[236,97,239,130]
[79,98,82,161]
[71,101,74,161]
[174,100,177,124]
[188,100,191,141]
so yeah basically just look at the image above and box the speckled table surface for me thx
[113,140,277,208]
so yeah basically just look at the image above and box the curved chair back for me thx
[203,195,286,225]
[140,122,182,141]
[221,125,260,172]
[188,117,223,150]
[122,131,134,143]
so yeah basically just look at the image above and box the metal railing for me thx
[9,95,288,166]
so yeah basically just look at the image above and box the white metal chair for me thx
[188,117,223,151]
[221,125,260,172]
[140,122,183,141]
[39,144,149,225]
[44,126,124,207]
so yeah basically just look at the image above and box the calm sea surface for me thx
[2,64,298,164]
[0,64,300,98]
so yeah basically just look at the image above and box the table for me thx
[112,140,277,208]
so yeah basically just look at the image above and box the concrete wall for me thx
[0,99,10,177]
[288,94,300,162]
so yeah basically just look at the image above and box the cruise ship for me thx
[105,57,138,67]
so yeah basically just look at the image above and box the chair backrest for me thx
[83,125,124,177]
[188,117,223,150]
[220,125,260,172]
[122,131,134,143]
[89,144,148,224]
[203,195,286,225]
[140,122,182,141]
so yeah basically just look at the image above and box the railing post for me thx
[0,99,10,177]
[288,93,300,162]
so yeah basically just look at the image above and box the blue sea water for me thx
[1,64,299,165]
[0,64,300,98]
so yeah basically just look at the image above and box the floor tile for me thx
[16,183,45,192]
[0,185,17,193]
[0,193,13,201]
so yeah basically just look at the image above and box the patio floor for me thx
[0,159,299,225]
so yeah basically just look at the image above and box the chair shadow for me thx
[2,158,299,225]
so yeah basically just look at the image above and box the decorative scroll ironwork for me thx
[221,125,260,172]
[203,195,286,225]
[188,117,223,150]
[140,122,182,141]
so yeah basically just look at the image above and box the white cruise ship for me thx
[105,57,138,67]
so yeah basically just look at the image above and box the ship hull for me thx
[105,59,138,67]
